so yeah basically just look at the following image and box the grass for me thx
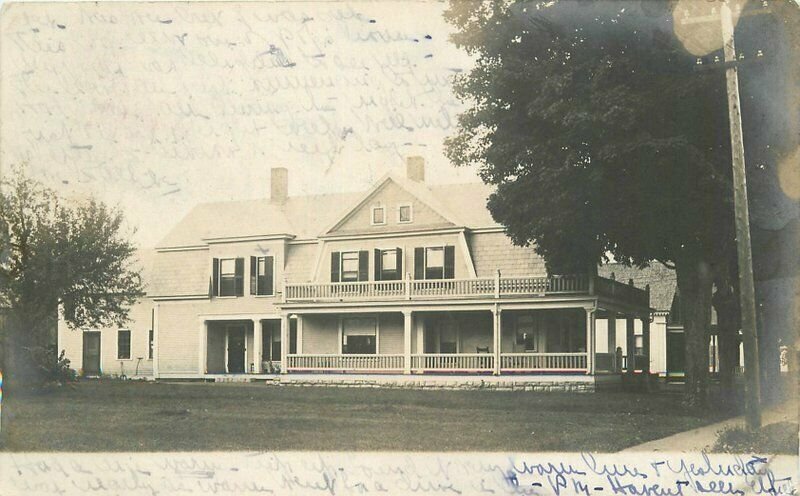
[0,379,729,452]
[712,422,799,455]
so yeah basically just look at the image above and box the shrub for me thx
[713,422,799,455]
[27,345,78,386]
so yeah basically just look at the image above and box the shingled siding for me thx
[150,249,210,297]
[284,242,318,283]
[468,232,547,278]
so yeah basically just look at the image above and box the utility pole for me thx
[681,0,769,430]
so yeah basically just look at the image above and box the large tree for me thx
[444,0,755,406]
[0,169,144,387]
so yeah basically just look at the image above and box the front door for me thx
[82,332,101,375]
[227,327,246,373]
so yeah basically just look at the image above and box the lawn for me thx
[0,380,729,452]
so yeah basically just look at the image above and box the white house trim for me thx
[457,230,477,278]
[155,245,209,253]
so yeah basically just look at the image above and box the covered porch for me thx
[281,305,646,376]
[199,316,292,375]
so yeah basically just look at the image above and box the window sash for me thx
[399,205,412,222]
[340,252,360,282]
[371,207,385,225]
[256,256,274,295]
[425,247,444,279]
[117,330,131,359]
[219,258,237,296]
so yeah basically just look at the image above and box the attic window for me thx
[398,204,413,223]
[371,206,386,225]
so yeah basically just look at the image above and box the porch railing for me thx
[410,353,494,372]
[284,353,588,373]
[621,354,650,372]
[594,352,619,373]
[500,353,587,371]
[286,354,404,372]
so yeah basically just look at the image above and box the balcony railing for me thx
[285,274,648,303]
[500,353,587,372]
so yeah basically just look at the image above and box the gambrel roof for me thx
[156,178,498,249]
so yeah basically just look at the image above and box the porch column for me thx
[641,315,650,374]
[626,317,636,375]
[403,310,412,374]
[585,308,596,375]
[492,307,501,375]
[153,304,160,379]
[198,320,208,376]
[608,313,617,372]
[280,314,289,374]
[297,316,304,354]
[253,319,262,374]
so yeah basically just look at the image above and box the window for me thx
[425,247,444,279]
[414,246,455,280]
[515,315,538,352]
[331,251,368,282]
[374,248,402,281]
[117,330,131,359]
[635,335,644,355]
[250,256,274,296]
[398,204,413,223]
[148,329,154,359]
[213,257,244,297]
[342,318,376,354]
[371,206,386,225]
[341,252,360,282]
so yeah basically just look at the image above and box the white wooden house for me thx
[59,158,658,391]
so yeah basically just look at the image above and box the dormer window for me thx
[398,204,413,223]
[371,206,386,225]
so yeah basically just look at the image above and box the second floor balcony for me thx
[282,273,649,309]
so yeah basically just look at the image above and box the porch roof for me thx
[598,263,675,312]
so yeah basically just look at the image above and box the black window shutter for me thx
[235,257,245,296]
[444,245,455,279]
[374,249,382,281]
[331,252,340,282]
[414,247,424,280]
[211,258,219,297]
[396,247,403,279]
[265,256,274,295]
[250,256,257,295]
[358,251,369,281]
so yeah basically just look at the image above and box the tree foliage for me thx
[443,0,747,405]
[0,169,144,384]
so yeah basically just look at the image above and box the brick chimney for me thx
[271,167,288,204]
[406,156,425,182]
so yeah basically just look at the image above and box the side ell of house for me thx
[60,158,667,390]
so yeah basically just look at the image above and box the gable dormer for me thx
[324,158,463,236]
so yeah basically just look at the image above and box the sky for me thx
[1,1,478,248]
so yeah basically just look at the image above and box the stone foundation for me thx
[260,375,598,392]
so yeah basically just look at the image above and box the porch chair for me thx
[476,346,490,354]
